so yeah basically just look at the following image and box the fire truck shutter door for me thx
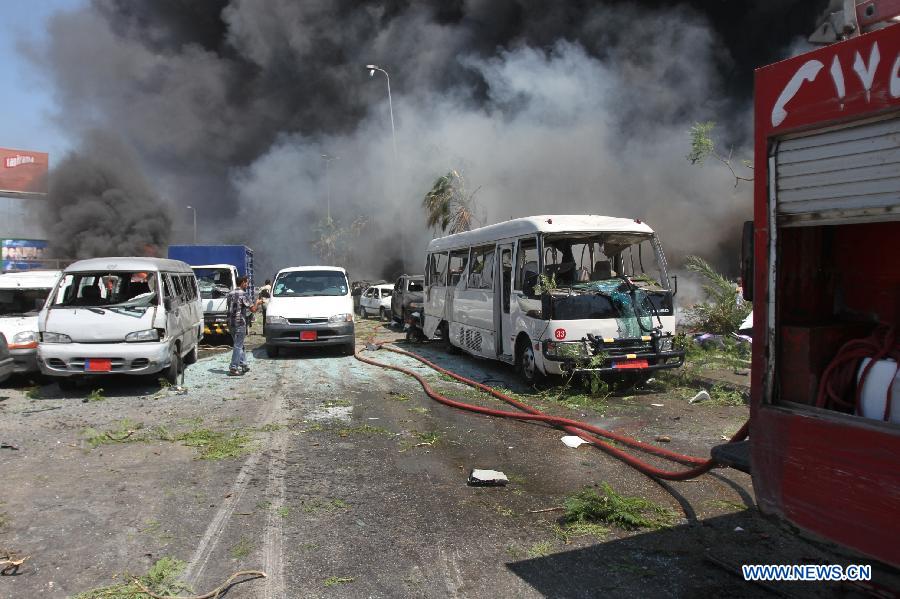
[774,115,900,227]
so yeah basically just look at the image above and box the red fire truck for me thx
[744,4,900,569]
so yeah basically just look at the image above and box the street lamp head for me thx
[186,205,193,210]
[366,64,377,69]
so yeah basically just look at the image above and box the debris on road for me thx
[561,435,591,448]
[0,549,30,575]
[655,435,671,443]
[467,469,508,486]
[689,390,711,404]
[650,403,664,407]
[0,442,19,450]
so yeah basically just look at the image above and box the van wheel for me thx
[379,307,388,321]
[183,345,198,365]
[164,348,181,385]
[266,344,279,358]
[517,338,543,385]
[57,378,78,391]
[358,305,367,319]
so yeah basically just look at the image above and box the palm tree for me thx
[422,170,480,235]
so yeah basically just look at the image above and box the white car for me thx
[358,284,393,321]
[264,266,354,358]
[0,270,61,374]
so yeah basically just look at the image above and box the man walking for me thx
[227,276,262,376]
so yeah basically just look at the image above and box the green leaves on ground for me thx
[74,556,190,598]
[564,484,678,530]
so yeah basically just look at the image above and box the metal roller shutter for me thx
[774,114,900,227]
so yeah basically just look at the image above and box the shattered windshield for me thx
[193,268,234,299]
[0,288,52,316]
[534,233,671,333]
[274,271,348,297]
[51,271,159,312]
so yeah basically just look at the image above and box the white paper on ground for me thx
[470,469,508,483]
[561,435,591,448]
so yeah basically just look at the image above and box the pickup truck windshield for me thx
[274,271,348,297]
[0,288,51,316]
[194,268,234,299]
[50,271,159,310]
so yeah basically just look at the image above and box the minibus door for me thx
[494,244,514,358]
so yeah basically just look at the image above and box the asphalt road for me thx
[0,320,895,598]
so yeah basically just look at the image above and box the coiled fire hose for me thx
[356,343,749,481]
[816,324,899,420]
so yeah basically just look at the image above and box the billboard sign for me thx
[0,148,48,196]
[1,239,49,272]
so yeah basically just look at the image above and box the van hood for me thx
[0,315,39,339]
[41,307,157,343]
[268,296,351,319]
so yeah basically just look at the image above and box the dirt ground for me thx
[0,320,896,598]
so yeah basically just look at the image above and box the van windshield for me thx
[193,268,233,299]
[0,288,52,316]
[51,271,159,311]
[274,271,348,297]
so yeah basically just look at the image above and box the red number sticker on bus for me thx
[554,328,566,340]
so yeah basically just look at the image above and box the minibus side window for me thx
[468,246,495,290]
[448,250,469,287]
[429,252,448,286]
[162,274,174,301]
[515,238,539,293]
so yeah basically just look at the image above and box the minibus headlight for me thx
[10,331,38,349]
[41,332,72,344]
[125,329,160,343]
[266,315,287,325]
[329,313,353,323]
[656,335,674,353]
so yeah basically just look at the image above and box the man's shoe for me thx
[227,368,243,376]
[240,364,250,373]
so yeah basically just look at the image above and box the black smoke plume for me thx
[41,131,172,259]
[27,0,830,277]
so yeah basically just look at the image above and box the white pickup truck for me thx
[191,264,239,336]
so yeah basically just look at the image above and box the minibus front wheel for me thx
[164,347,181,385]
[516,336,543,385]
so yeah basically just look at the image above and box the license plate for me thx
[300,331,318,341]
[85,359,112,372]
[613,359,648,370]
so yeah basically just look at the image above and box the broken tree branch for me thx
[0,552,30,575]
[527,507,565,514]
[131,569,266,599]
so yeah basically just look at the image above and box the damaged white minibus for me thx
[423,215,684,383]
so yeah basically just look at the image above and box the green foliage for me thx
[85,387,106,402]
[82,419,143,448]
[24,385,41,399]
[684,255,751,335]
[564,484,678,530]
[323,576,354,587]
[686,121,716,165]
[229,537,253,559]
[533,273,557,296]
[74,557,190,598]
[312,215,368,265]
[422,170,480,234]
[176,428,253,460]
[526,541,553,558]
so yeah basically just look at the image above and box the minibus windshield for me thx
[274,271,348,297]
[51,271,159,311]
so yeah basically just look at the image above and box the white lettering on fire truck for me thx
[772,41,900,127]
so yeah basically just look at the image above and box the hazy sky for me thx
[0,0,84,158]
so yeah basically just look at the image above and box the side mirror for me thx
[671,274,678,297]
[741,220,754,302]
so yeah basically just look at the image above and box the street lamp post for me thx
[186,205,197,244]
[366,64,405,271]
[321,154,339,221]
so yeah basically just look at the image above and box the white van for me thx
[0,270,61,374]
[264,266,354,357]
[37,257,204,388]
[423,215,685,383]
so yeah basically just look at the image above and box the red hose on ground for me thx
[355,343,749,481]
